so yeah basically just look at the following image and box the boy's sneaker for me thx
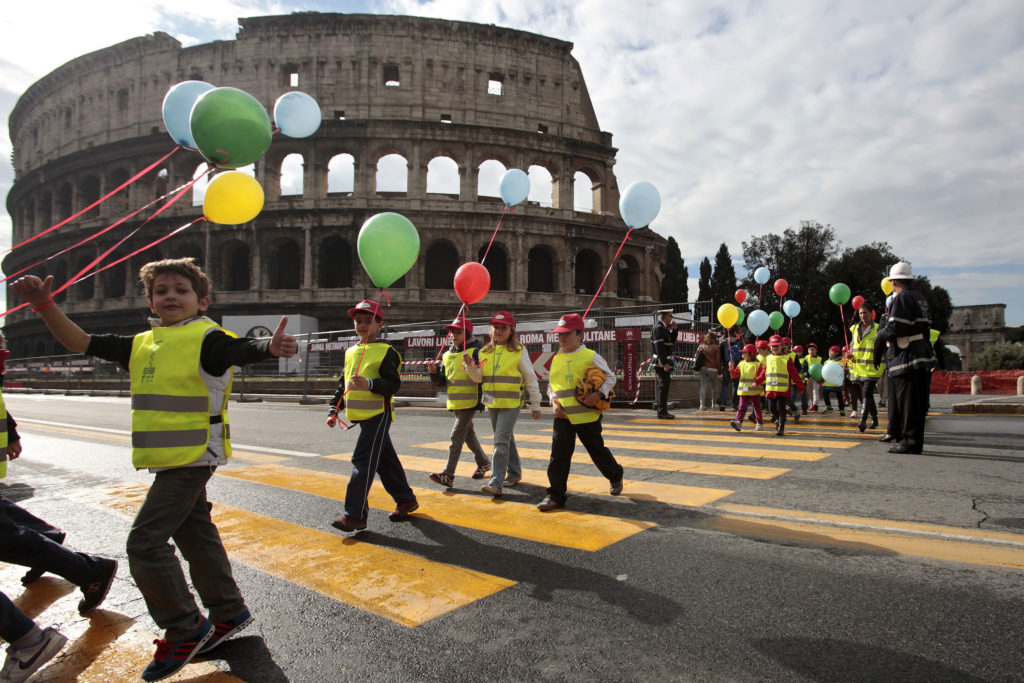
[809,404,818,412]
[389,499,419,521]
[79,558,118,614]
[754,424,763,431]
[481,484,502,497]
[729,420,741,432]
[792,411,800,423]
[429,472,454,488]
[850,410,859,418]
[1,626,67,683]
[504,475,522,486]
[822,407,834,414]
[331,515,367,532]
[471,464,491,480]
[839,410,846,416]
[142,617,213,681]
[22,531,66,585]
[198,609,254,654]
[536,495,564,511]
[609,479,624,495]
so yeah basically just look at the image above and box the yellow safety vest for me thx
[549,347,601,424]
[442,347,479,410]
[764,354,791,394]
[479,346,524,409]
[0,390,7,478]
[129,319,233,469]
[849,322,884,379]
[344,342,399,421]
[736,360,763,396]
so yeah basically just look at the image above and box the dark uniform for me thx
[875,282,935,454]
[651,313,678,418]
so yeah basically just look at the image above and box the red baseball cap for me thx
[829,345,841,353]
[490,311,515,327]
[552,313,585,333]
[769,335,783,346]
[793,345,804,353]
[348,299,384,320]
[444,316,473,332]
[781,337,791,344]
[807,342,818,349]
[755,340,769,349]
[742,343,756,354]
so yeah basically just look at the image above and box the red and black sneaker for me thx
[331,515,367,532]
[389,499,419,521]
[142,617,212,681]
[199,609,254,654]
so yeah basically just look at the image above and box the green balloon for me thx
[808,361,823,382]
[769,310,785,330]
[735,307,745,327]
[357,212,420,287]
[190,87,272,169]
[829,282,851,305]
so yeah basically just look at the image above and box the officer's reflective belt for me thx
[132,395,208,412]
[887,356,935,373]
[132,430,208,448]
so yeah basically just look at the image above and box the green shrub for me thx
[969,343,1024,371]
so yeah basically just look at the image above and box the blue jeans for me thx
[487,407,522,488]
[0,591,34,642]
[698,368,721,409]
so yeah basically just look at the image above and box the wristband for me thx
[31,297,54,313]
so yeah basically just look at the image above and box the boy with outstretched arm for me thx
[327,300,419,531]
[537,313,623,511]
[12,259,297,682]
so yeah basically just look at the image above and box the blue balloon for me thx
[822,360,845,386]
[747,309,769,336]
[163,80,215,148]
[618,180,661,228]
[754,267,771,285]
[499,169,530,206]
[783,300,801,318]
[273,91,321,138]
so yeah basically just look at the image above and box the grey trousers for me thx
[487,407,523,488]
[126,466,246,640]
[442,408,490,475]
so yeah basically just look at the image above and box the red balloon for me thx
[851,295,865,310]
[453,262,491,305]
[734,289,747,304]
[773,278,788,296]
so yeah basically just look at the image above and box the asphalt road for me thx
[3,393,1023,682]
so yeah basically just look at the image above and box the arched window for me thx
[268,239,301,289]
[478,243,509,291]
[56,183,73,221]
[53,260,68,304]
[574,249,602,295]
[80,176,101,219]
[154,169,168,201]
[376,154,408,194]
[528,165,553,207]
[318,236,353,288]
[617,255,640,298]
[424,241,459,290]
[574,171,595,212]
[477,159,506,199]
[426,156,459,197]
[220,241,251,291]
[109,168,131,214]
[192,163,211,206]
[38,191,52,230]
[280,153,303,196]
[328,154,354,194]
[103,258,127,299]
[73,255,96,300]
[528,246,556,293]
[172,243,203,266]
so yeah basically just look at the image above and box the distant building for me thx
[944,304,1006,369]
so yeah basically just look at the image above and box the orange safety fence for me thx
[931,370,1024,394]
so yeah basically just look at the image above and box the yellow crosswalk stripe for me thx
[623,417,880,439]
[220,463,654,552]
[576,428,860,450]
[366,453,735,507]
[410,443,790,479]
[76,483,515,628]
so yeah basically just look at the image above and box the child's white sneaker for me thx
[754,424,763,431]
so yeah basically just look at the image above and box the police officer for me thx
[875,262,935,454]
[651,309,678,419]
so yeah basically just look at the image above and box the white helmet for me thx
[889,262,914,280]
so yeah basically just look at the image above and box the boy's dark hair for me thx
[139,258,210,301]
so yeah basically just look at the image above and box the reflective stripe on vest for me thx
[344,342,398,421]
[442,349,479,410]
[130,319,234,469]
[764,354,791,393]
[736,360,763,396]
[479,346,524,409]
[849,322,884,379]
[549,347,601,424]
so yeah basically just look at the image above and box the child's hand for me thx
[531,409,542,420]
[326,414,338,428]
[552,401,566,419]
[269,317,298,358]
[462,353,477,369]
[426,361,438,374]
[581,391,600,407]
[11,275,53,306]
[348,375,370,391]
[5,440,22,461]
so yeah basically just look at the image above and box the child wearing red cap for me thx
[537,313,624,511]
[426,316,491,487]
[821,345,846,415]
[754,335,805,436]
[328,299,418,532]
[728,343,764,431]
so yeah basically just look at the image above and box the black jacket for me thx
[875,285,935,375]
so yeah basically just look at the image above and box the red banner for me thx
[623,341,638,395]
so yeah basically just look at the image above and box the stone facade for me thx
[944,304,1007,369]
[3,13,665,357]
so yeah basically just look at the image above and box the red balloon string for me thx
[74,217,206,287]
[838,304,849,349]
[479,204,509,267]
[583,228,633,319]
[9,146,180,253]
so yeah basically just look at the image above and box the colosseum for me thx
[3,12,667,357]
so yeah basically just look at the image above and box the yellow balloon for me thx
[203,171,264,224]
[716,303,738,329]
[881,277,893,296]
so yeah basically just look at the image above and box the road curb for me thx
[951,403,1024,415]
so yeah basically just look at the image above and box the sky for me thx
[2,0,1022,325]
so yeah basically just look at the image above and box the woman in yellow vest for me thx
[728,343,765,431]
[465,311,542,498]
[536,313,624,511]
[849,304,885,432]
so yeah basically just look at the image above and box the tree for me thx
[658,236,688,307]
[709,243,737,312]
[696,257,713,321]
[970,343,1024,371]
[826,241,901,318]
[913,277,953,333]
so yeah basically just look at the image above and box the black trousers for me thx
[858,378,879,421]
[654,367,671,414]
[888,370,930,451]
[547,417,624,503]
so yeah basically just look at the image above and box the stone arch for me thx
[327,154,355,194]
[318,235,353,288]
[56,182,73,221]
[616,254,641,298]
[53,259,69,304]
[574,248,603,295]
[80,175,101,219]
[267,238,302,289]
[528,244,557,293]
[219,240,251,291]
[477,242,509,291]
[574,166,603,213]
[375,153,408,195]
[426,156,459,197]
[424,239,459,290]
[72,254,96,300]
[103,256,127,299]
[280,153,304,196]
[527,164,554,207]
[476,159,507,199]
[38,190,52,230]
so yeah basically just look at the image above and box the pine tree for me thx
[658,236,689,306]
[697,257,713,321]
[710,243,737,310]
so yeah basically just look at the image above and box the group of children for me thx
[8,258,625,681]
